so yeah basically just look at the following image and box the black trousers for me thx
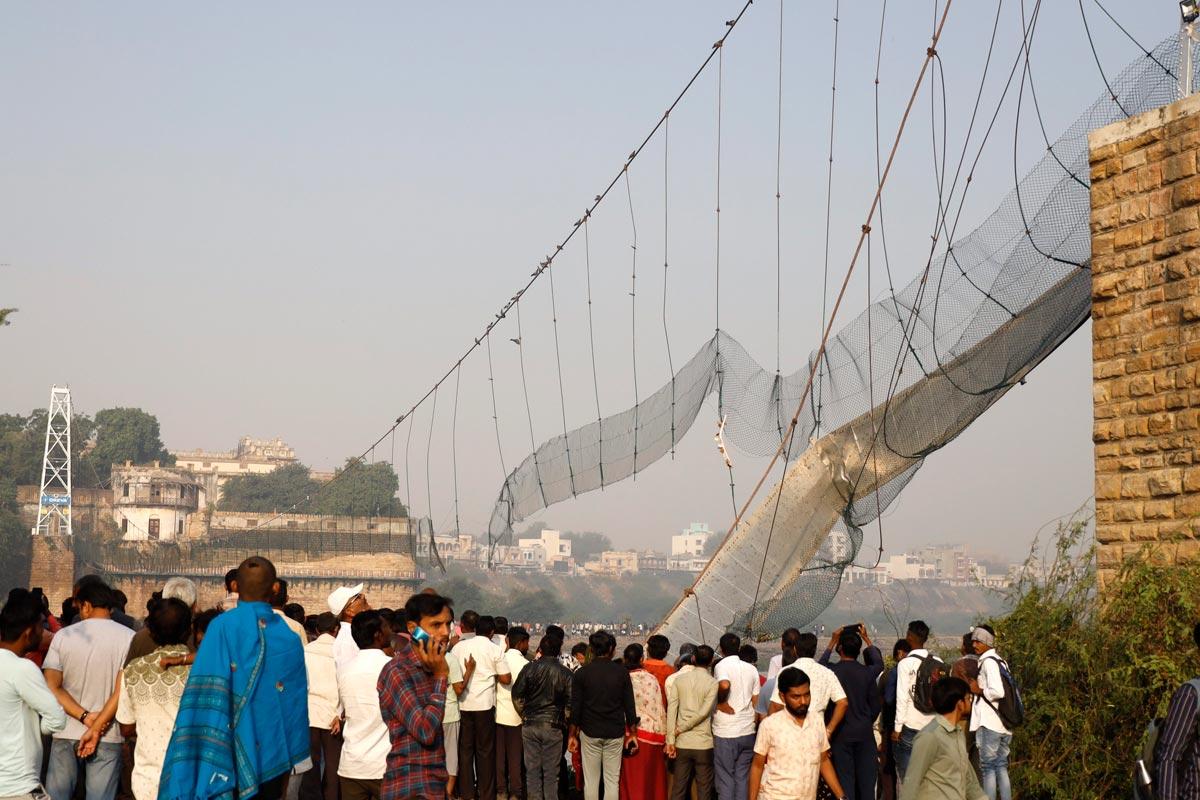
[459,709,497,800]
[669,748,713,800]
[301,727,343,800]
[496,723,524,796]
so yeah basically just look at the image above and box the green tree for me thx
[312,459,406,517]
[507,588,565,624]
[561,531,612,562]
[0,410,96,491]
[80,408,171,485]
[993,519,1200,799]
[219,463,318,513]
[0,308,16,327]
[438,575,490,613]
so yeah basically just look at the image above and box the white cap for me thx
[327,583,364,616]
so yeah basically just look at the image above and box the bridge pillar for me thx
[28,534,77,607]
[1089,92,1200,586]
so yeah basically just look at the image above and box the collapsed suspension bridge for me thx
[229,3,1180,644]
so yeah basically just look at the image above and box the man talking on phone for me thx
[378,592,455,800]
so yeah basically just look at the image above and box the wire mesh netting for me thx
[487,38,1179,645]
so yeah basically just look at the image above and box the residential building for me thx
[170,436,299,505]
[671,522,713,558]
[516,528,573,567]
[111,462,206,542]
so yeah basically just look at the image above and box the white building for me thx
[111,462,206,542]
[671,522,713,558]
[883,553,938,581]
[516,529,572,567]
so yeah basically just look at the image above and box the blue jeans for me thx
[713,734,755,800]
[46,739,122,800]
[976,727,1012,800]
[831,739,877,800]
[893,726,920,783]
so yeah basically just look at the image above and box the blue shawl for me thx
[159,601,309,800]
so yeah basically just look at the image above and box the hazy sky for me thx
[1,2,1174,561]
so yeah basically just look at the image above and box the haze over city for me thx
[1,2,1174,561]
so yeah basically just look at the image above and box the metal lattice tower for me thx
[33,386,72,537]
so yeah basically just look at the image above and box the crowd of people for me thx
[2,558,1199,800]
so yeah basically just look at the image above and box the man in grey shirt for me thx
[43,579,134,800]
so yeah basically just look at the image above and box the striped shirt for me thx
[1156,680,1200,800]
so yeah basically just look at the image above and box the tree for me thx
[703,530,727,557]
[219,463,318,513]
[0,308,16,327]
[81,408,171,485]
[0,409,96,491]
[562,531,612,562]
[438,575,490,614]
[506,588,564,623]
[312,459,406,517]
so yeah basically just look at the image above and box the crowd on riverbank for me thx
[2,556,1198,800]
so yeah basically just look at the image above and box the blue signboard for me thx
[40,494,71,507]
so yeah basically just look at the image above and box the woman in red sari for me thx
[619,643,668,800]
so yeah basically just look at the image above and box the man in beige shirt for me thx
[899,677,985,800]
[666,644,718,800]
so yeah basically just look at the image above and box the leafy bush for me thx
[992,518,1200,799]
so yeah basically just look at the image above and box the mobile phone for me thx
[412,626,431,645]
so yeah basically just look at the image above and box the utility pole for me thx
[1182,1,1199,97]
[33,386,72,537]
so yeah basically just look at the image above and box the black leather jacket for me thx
[511,656,573,728]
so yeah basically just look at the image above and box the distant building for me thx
[111,462,206,542]
[171,436,299,505]
[517,529,573,567]
[671,522,713,558]
[918,544,979,583]
[843,564,892,585]
[883,553,937,581]
[668,555,708,573]
[598,550,639,575]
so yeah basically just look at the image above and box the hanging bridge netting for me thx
[485,38,1178,644]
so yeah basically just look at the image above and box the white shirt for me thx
[969,649,1011,734]
[115,646,190,800]
[450,634,510,712]
[0,648,66,796]
[665,663,694,693]
[770,658,846,714]
[491,634,506,648]
[894,649,938,733]
[305,634,341,731]
[44,617,134,743]
[336,648,392,780]
[333,621,360,673]
[752,707,830,800]
[444,652,464,726]
[275,609,307,644]
[766,653,784,681]
[712,655,759,739]
[495,649,529,727]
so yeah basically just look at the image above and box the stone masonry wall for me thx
[1090,92,1200,585]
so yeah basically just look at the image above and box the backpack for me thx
[909,653,946,715]
[1134,679,1200,800]
[977,655,1025,729]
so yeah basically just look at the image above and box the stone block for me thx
[1144,499,1175,519]
[1114,501,1145,522]
[1096,473,1122,500]
[1175,174,1200,208]
[1149,469,1184,496]
[1184,297,1200,322]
